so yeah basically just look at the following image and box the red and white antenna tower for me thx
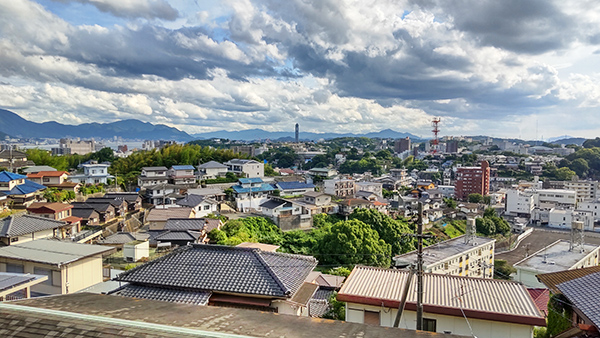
[431,117,440,154]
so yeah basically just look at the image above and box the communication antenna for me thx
[431,118,441,154]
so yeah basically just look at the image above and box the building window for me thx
[423,318,437,332]
[364,311,380,326]
[34,267,53,286]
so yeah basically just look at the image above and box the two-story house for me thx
[197,161,228,180]
[137,167,169,188]
[26,202,81,236]
[103,192,142,212]
[71,202,116,224]
[69,164,113,185]
[231,178,275,211]
[272,181,315,196]
[224,159,264,178]
[27,171,80,192]
[299,191,337,215]
[259,197,312,230]
[168,165,196,185]
[0,213,72,246]
[0,171,46,208]
[176,194,219,218]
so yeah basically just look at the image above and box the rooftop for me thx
[0,272,48,294]
[0,171,26,182]
[145,207,193,222]
[0,239,114,266]
[394,235,496,267]
[171,165,195,170]
[514,239,600,274]
[232,183,274,194]
[4,293,466,338]
[176,194,216,207]
[26,171,68,178]
[198,161,227,169]
[97,232,150,245]
[164,218,220,231]
[536,265,600,294]
[5,179,46,195]
[236,242,280,252]
[114,244,317,299]
[27,202,73,213]
[141,166,169,171]
[338,265,545,326]
[238,177,264,184]
[22,165,57,174]
[275,181,315,190]
[0,213,67,238]
[557,272,600,328]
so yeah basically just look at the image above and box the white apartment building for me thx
[505,189,535,217]
[535,189,578,209]
[355,181,383,197]
[564,180,599,202]
[393,234,496,279]
[578,199,600,221]
[323,178,356,198]
[548,209,594,231]
[137,166,169,188]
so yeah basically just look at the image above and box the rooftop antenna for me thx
[431,117,441,155]
[570,220,585,253]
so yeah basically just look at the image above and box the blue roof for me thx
[0,171,26,182]
[276,181,315,190]
[238,178,264,184]
[6,179,46,195]
[232,184,275,194]
[171,165,195,170]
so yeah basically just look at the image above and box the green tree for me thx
[555,167,576,180]
[468,193,483,203]
[444,198,457,209]
[349,208,414,255]
[493,259,516,280]
[569,158,589,177]
[314,219,392,267]
[476,217,496,236]
[546,294,572,337]
[323,292,345,321]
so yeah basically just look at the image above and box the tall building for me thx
[394,137,410,153]
[446,140,458,153]
[295,123,299,143]
[52,138,96,155]
[454,161,490,200]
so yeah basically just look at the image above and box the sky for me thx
[1,0,600,139]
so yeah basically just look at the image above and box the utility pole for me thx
[416,201,424,330]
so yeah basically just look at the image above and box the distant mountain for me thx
[550,137,586,146]
[192,128,422,141]
[547,135,573,142]
[0,109,193,141]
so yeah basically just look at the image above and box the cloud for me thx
[52,0,179,20]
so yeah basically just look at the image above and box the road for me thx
[496,227,600,265]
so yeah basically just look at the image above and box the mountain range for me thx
[0,109,193,141]
[191,128,422,141]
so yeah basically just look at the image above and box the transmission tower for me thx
[431,117,441,154]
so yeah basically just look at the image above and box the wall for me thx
[2,228,56,246]
[62,255,103,294]
[345,303,533,338]
[272,300,308,317]
[0,259,61,295]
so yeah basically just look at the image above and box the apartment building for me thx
[454,161,490,200]
[564,180,598,202]
[323,178,356,198]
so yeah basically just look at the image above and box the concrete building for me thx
[0,240,114,295]
[504,189,535,217]
[355,181,383,197]
[454,161,490,201]
[564,180,598,202]
[338,265,545,337]
[437,185,455,198]
[578,199,600,221]
[445,140,459,154]
[52,138,96,156]
[393,234,495,278]
[514,237,600,288]
[224,159,264,178]
[535,189,578,209]
[394,137,411,153]
[324,178,356,198]
[547,209,594,231]
[308,167,337,177]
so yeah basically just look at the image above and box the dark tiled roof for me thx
[150,230,202,242]
[176,194,216,207]
[259,199,287,209]
[0,213,66,238]
[86,197,126,208]
[115,244,317,298]
[557,272,600,328]
[537,266,600,294]
[308,288,335,317]
[104,193,141,203]
[111,284,211,305]
[97,232,150,245]
[72,202,113,213]
[71,207,99,219]
[164,218,208,231]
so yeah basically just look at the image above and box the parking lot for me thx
[496,227,600,265]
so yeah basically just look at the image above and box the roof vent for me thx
[549,261,555,265]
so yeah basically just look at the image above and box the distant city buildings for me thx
[52,138,96,156]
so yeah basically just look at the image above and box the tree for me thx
[444,198,457,209]
[468,193,483,203]
[493,259,516,280]
[483,195,492,205]
[476,217,496,236]
[555,167,576,180]
[349,208,414,256]
[483,207,497,218]
[323,292,345,321]
[569,158,589,177]
[314,219,392,267]
[264,163,278,176]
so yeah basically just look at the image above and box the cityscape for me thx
[1,1,600,338]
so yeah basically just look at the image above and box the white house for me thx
[137,166,169,188]
[231,178,274,211]
[176,194,219,218]
[68,164,114,185]
[224,159,264,178]
[197,161,228,180]
[338,265,546,338]
[355,181,383,197]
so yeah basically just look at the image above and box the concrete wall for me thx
[273,300,309,317]
[345,302,533,338]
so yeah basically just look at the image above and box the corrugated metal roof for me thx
[0,239,114,266]
[338,265,544,325]
[171,165,195,170]
[232,184,274,193]
[238,178,264,184]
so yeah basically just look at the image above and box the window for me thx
[204,205,211,210]
[6,264,24,273]
[34,267,52,286]
[364,311,380,325]
[423,318,436,331]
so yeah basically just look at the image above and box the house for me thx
[537,265,600,295]
[0,171,46,208]
[393,234,496,278]
[308,167,338,177]
[137,166,169,188]
[176,194,218,217]
[231,178,275,211]
[148,229,202,247]
[71,202,116,224]
[85,197,128,217]
[70,207,101,226]
[224,159,264,178]
[338,198,372,216]
[338,265,546,337]
[259,197,312,230]
[144,183,190,206]
[112,244,318,316]
[0,149,34,170]
[103,192,142,212]
[272,181,315,196]
[186,187,227,202]
[197,161,228,180]
[145,207,194,231]
[0,239,114,295]
[26,202,81,233]
[297,191,337,215]
[168,165,196,185]
[324,178,356,198]
[69,163,113,185]
[556,272,600,336]
[355,182,383,197]
[514,239,600,288]
[0,293,466,338]
[96,232,150,248]
[0,271,48,301]
[0,213,74,246]
[26,171,69,186]
[304,271,346,318]
[22,165,57,175]
[163,217,223,243]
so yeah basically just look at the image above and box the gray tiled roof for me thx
[150,230,202,242]
[71,207,99,219]
[104,193,141,203]
[164,218,207,231]
[97,232,150,245]
[176,194,216,207]
[112,284,211,305]
[198,161,227,169]
[72,202,113,213]
[557,271,600,328]
[0,213,66,238]
[115,244,317,298]
[308,288,334,317]
[259,199,287,209]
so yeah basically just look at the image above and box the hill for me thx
[192,128,422,141]
[0,109,193,141]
